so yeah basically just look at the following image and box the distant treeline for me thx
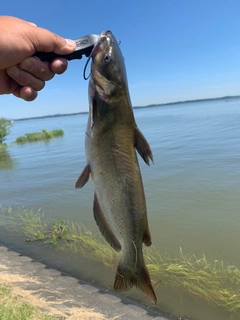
[134,95,240,109]
[14,112,88,122]
[13,95,240,122]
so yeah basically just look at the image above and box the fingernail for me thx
[7,65,20,78]
[65,39,76,48]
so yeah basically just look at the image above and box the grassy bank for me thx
[0,278,110,320]
[0,206,240,314]
[16,129,64,143]
[0,284,54,320]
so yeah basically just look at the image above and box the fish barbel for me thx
[76,30,156,304]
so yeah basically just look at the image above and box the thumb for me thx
[30,27,76,54]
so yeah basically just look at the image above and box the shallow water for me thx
[1,97,240,320]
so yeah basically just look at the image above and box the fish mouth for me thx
[94,30,113,54]
[83,30,113,80]
[100,30,113,38]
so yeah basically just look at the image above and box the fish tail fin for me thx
[114,260,157,304]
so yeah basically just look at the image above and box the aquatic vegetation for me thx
[15,129,64,143]
[145,247,240,313]
[0,149,17,170]
[0,144,7,151]
[0,206,240,314]
[0,206,47,239]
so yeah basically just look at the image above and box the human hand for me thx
[0,16,76,101]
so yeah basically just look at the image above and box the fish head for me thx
[90,30,128,99]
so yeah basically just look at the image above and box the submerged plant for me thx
[46,220,69,247]
[144,246,240,313]
[0,206,47,239]
[0,206,240,314]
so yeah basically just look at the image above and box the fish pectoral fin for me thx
[75,164,91,189]
[134,127,153,166]
[93,193,121,252]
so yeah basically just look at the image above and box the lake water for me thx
[1,98,240,320]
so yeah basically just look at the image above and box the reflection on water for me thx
[0,148,17,170]
[0,99,240,320]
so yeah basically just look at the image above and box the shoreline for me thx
[0,243,170,320]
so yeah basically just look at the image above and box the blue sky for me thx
[1,0,240,119]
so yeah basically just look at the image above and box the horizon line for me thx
[12,95,240,122]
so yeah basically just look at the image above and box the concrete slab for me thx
[0,244,174,320]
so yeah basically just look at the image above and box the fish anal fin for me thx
[134,127,153,166]
[114,259,157,304]
[75,164,91,189]
[93,194,121,252]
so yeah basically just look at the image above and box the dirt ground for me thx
[0,263,111,320]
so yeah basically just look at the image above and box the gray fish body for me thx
[86,82,148,255]
[76,31,156,304]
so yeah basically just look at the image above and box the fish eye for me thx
[104,54,113,64]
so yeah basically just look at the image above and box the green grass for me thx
[145,247,240,313]
[0,206,240,314]
[15,129,64,143]
[0,284,54,320]
[0,207,47,239]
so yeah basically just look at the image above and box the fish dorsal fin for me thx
[93,193,121,252]
[75,164,91,189]
[134,127,153,166]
